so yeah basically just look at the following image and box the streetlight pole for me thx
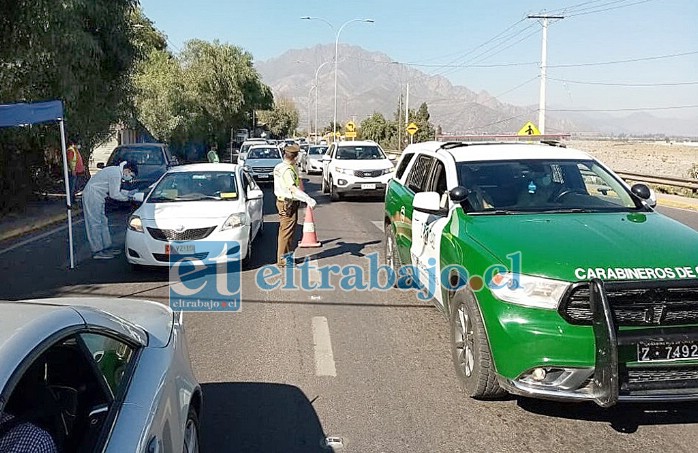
[313,60,331,142]
[302,16,374,142]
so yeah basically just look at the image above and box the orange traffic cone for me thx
[298,205,322,248]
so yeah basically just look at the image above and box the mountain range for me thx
[256,44,697,138]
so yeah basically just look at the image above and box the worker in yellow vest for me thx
[67,142,85,205]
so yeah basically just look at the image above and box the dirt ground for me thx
[568,140,698,179]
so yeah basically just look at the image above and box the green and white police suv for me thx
[384,140,698,407]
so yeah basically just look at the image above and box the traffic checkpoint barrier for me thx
[298,175,322,248]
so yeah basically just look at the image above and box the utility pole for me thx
[528,14,564,134]
[404,83,410,148]
[397,94,402,149]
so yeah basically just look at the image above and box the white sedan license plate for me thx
[257,174,269,179]
[166,244,195,255]
[361,183,376,190]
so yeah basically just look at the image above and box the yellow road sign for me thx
[406,122,418,136]
[517,121,540,136]
[345,131,357,138]
[345,121,356,133]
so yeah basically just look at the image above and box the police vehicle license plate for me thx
[257,174,269,179]
[637,340,698,362]
[166,244,195,255]
[361,183,376,190]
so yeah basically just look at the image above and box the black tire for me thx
[384,224,402,288]
[242,233,253,269]
[449,290,507,399]
[329,176,340,201]
[182,406,200,453]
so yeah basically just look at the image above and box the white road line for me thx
[371,220,384,232]
[0,219,85,256]
[308,258,321,285]
[312,316,337,377]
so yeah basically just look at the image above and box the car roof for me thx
[336,140,380,147]
[0,298,174,388]
[403,141,593,163]
[167,163,240,173]
[114,143,166,149]
[248,144,279,150]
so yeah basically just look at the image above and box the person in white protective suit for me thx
[82,161,138,260]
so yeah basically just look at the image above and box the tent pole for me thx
[59,119,75,269]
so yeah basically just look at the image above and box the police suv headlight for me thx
[489,273,569,310]
[128,215,144,233]
[381,167,395,175]
[335,167,353,175]
[222,213,248,230]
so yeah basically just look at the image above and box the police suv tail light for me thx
[490,273,569,310]
[222,213,248,230]
[128,215,144,233]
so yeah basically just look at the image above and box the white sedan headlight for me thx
[489,273,570,310]
[222,213,248,230]
[128,215,144,233]
[381,167,395,175]
[335,167,353,175]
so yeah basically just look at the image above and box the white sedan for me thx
[126,163,264,268]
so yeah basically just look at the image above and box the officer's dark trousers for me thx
[276,199,299,265]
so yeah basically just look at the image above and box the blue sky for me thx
[141,0,697,119]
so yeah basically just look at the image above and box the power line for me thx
[547,50,698,68]
[494,76,540,98]
[549,77,698,87]
[565,0,656,17]
[548,104,698,112]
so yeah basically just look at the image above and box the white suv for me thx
[321,140,395,201]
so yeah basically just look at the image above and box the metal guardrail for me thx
[615,172,698,190]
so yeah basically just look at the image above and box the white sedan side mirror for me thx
[247,188,264,200]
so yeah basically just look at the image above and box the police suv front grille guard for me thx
[588,278,698,407]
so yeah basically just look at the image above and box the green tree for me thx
[413,102,436,143]
[257,98,299,138]
[133,39,273,151]
[0,0,140,210]
[360,113,391,146]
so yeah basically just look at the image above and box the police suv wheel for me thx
[449,290,506,399]
[385,225,401,288]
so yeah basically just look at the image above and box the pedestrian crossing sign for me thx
[517,121,541,136]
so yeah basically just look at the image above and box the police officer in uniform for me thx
[273,144,317,266]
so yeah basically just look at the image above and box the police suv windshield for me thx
[456,159,642,213]
[148,171,238,202]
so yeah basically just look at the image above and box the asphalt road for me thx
[3,176,698,452]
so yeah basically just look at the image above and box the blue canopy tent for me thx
[0,100,75,268]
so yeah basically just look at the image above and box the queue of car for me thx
[10,136,697,451]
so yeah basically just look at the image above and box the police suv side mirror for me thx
[413,191,443,215]
[631,183,657,208]
[133,192,145,203]
[449,186,469,203]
